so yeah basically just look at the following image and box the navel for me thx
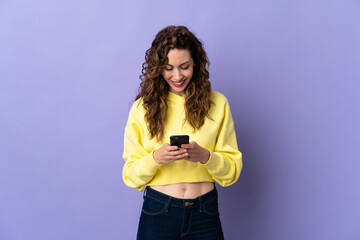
[181,184,187,197]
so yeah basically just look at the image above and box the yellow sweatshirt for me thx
[122,91,242,191]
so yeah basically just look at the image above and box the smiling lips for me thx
[171,79,186,87]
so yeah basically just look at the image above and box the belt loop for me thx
[198,196,203,213]
[143,187,147,199]
[165,196,172,212]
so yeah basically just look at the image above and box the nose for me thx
[173,68,182,81]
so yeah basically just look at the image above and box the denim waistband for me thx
[143,185,218,209]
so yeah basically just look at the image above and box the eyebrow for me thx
[166,61,191,67]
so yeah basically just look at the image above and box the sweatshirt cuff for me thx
[141,150,161,175]
[202,150,220,171]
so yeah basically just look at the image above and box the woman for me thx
[123,25,242,240]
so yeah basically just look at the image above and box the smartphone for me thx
[170,135,189,148]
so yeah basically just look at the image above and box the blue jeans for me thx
[137,186,224,240]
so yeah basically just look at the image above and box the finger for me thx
[166,145,179,151]
[176,152,189,160]
[169,149,188,157]
[181,143,194,149]
[168,150,188,159]
[181,144,188,148]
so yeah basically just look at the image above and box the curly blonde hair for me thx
[136,25,213,141]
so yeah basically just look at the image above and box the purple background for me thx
[1,1,359,239]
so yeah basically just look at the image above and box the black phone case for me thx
[170,135,189,148]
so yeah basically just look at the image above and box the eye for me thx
[181,66,190,70]
[164,67,173,71]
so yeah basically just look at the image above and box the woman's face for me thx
[162,48,194,96]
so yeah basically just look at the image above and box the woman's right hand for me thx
[153,144,188,164]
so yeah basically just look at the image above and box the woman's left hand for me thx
[181,141,210,164]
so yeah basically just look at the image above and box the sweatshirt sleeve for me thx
[122,101,161,191]
[203,98,243,187]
